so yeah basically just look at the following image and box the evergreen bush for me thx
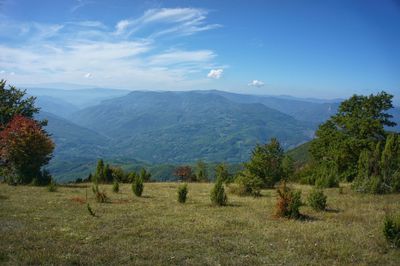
[211,179,227,206]
[177,183,188,203]
[307,188,327,211]
[132,176,144,197]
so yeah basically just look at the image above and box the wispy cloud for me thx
[71,0,92,13]
[0,7,223,89]
[114,8,221,38]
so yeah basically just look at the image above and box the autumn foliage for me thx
[0,115,54,184]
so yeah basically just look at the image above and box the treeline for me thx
[297,91,400,193]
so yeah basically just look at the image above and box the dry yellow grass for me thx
[0,182,399,265]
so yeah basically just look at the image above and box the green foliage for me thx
[132,176,144,197]
[310,92,396,182]
[177,183,188,203]
[111,167,126,182]
[47,179,58,192]
[286,142,312,166]
[233,170,263,197]
[94,159,105,183]
[112,180,119,193]
[211,179,227,206]
[0,80,41,129]
[353,134,400,194]
[307,189,327,211]
[215,163,231,183]
[127,172,138,183]
[282,155,295,181]
[244,138,284,188]
[383,213,400,248]
[195,160,208,182]
[139,168,151,182]
[275,182,302,219]
[92,181,109,203]
[313,162,339,188]
[103,164,113,183]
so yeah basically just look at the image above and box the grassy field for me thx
[0,182,399,265]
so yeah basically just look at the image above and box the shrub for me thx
[92,181,109,203]
[307,188,327,211]
[132,176,144,197]
[87,203,95,217]
[47,179,57,192]
[211,179,227,206]
[232,170,263,197]
[275,181,302,219]
[383,213,400,248]
[177,184,188,203]
[112,180,119,193]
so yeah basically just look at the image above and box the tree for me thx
[94,159,105,182]
[103,164,113,183]
[353,134,400,193]
[0,80,42,129]
[282,155,295,181]
[310,92,396,182]
[140,168,151,182]
[0,115,54,184]
[215,163,231,183]
[244,138,284,188]
[174,166,194,182]
[381,134,400,189]
[195,160,208,182]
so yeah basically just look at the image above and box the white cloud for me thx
[115,20,130,35]
[207,69,223,79]
[0,8,223,90]
[248,80,265,87]
[0,70,5,74]
[114,8,221,38]
[149,50,215,66]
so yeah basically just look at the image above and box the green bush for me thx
[307,188,327,211]
[232,171,263,197]
[177,184,188,203]
[132,176,144,197]
[112,180,119,193]
[92,181,109,203]
[211,179,227,206]
[47,179,57,192]
[383,213,400,248]
[275,181,302,219]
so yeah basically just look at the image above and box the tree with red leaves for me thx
[174,166,196,182]
[0,115,54,184]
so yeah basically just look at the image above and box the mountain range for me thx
[27,88,399,182]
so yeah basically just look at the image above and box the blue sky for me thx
[0,0,399,102]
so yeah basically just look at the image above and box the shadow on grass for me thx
[140,195,153,199]
[61,184,89,189]
[0,194,8,200]
[297,214,320,222]
[325,208,341,213]
[226,202,242,207]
